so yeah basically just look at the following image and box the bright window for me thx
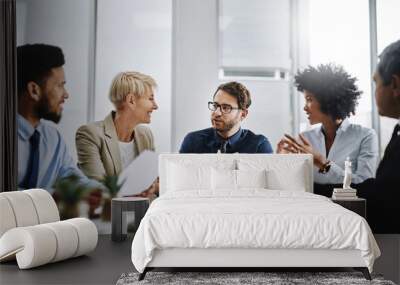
[303,0,372,132]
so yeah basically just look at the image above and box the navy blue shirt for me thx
[179,128,273,154]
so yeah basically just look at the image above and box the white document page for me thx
[117,150,158,197]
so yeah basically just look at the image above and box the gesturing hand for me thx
[276,139,291,154]
[278,133,327,169]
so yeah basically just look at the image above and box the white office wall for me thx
[95,0,172,153]
[240,81,292,147]
[218,0,294,147]
[16,0,94,159]
[219,0,291,69]
[172,0,219,151]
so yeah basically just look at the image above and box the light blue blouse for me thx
[302,119,379,184]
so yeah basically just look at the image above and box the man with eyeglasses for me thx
[179,81,273,154]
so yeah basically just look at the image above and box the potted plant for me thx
[100,175,124,221]
[53,174,91,220]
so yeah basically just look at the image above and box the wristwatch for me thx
[318,160,331,174]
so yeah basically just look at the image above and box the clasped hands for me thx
[277,133,327,169]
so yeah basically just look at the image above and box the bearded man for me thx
[179,81,273,154]
[17,43,102,206]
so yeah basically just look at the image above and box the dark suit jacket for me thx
[355,125,400,233]
[313,125,400,233]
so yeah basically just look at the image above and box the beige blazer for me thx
[75,112,155,181]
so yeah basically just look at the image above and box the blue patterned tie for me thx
[20,130,40,189]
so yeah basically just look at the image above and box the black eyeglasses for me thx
[208,102,241,114]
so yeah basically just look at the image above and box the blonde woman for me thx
[76,71,158,184]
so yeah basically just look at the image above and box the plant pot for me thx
[101,198,112,221]
[59,203,79,220]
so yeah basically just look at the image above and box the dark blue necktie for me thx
[220,141,228,153]
[20,130,40,189]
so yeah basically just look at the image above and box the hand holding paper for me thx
[117,150,158,197]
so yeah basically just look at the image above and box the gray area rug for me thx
[116,271,396,285]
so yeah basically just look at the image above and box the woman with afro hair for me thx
[277,63,379,188]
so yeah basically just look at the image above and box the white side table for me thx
[111,197,149,242]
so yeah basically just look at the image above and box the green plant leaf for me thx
[53,174,91,205]
[100,175,125,198]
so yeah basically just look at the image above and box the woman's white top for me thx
[302,119,379,184]
[118,140,136,169]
